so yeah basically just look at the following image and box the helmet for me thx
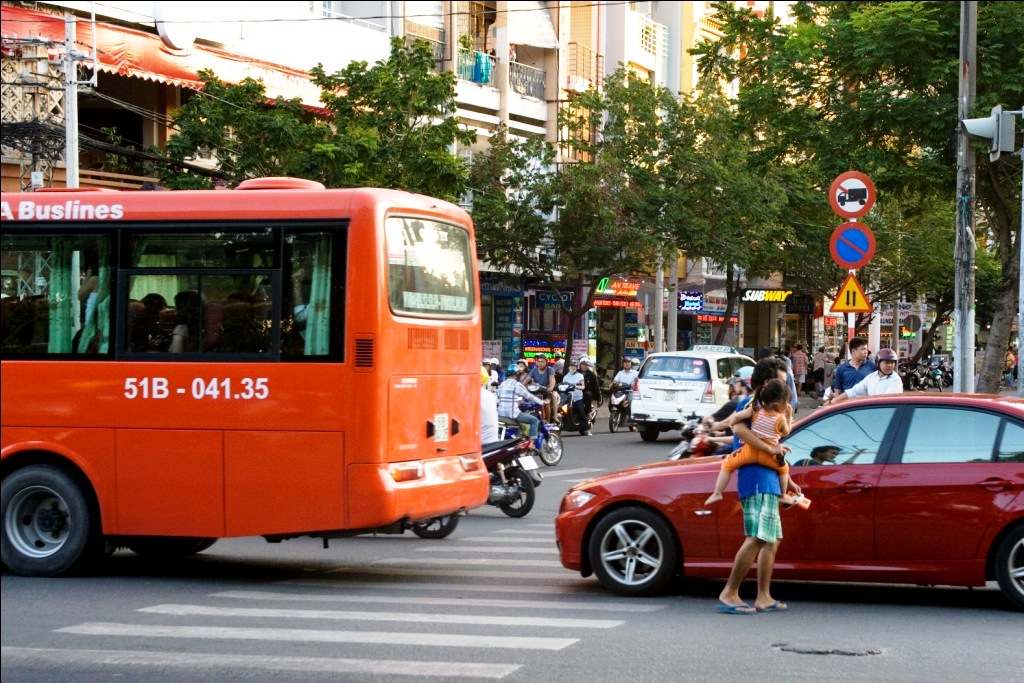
[876,348,897,361]
[554,352,562,359]
[578,356,591,366]
[507,363,520,374]
[489,357,500,366]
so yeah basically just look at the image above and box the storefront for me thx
[480,276,523,365]
[678,289,738,350]
[593,278,644,375]
[739,287,795,352]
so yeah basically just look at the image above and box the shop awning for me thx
[507,1,559,50]
[2,5,322,106]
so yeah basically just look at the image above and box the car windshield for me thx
[639,356,710,381]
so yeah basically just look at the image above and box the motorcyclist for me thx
[560,358,589,431]
[578,356,602,436]
[480,366,500,444]
[497,362,544,438]
[612,357,639,390]
[527,353,558,422]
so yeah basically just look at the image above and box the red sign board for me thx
[595,299,642,308]
[829,171,876,219]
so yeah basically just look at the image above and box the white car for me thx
[629,346,755,442]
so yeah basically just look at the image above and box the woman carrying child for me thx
[705,377,796,507]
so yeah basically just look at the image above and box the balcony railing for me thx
[567,43,604,89]
[457,47,496,85]
[510,62,545,100]
[405,20,446,69]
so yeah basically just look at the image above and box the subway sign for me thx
[741,289,794,303]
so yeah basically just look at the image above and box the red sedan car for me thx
[555,394,1024,609]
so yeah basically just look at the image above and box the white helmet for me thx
[578,356,591,366]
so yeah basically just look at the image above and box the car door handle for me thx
[694,509,712,516]
[976,478,1016,492]
[840,481,873,493]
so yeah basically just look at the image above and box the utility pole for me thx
[953,1,977,393]
[64,13,79,188]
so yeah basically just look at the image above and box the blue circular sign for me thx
[829,222,876,270]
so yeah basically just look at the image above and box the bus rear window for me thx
[385,217,473,317]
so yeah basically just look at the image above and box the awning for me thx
[1,5,322,107]
[507,1,559,50]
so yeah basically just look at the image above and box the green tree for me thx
[693,1,1022,390]
[155,39,472,199]
[308,38,475,202]
[468,70,678,349]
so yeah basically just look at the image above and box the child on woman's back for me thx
[704,378,795,506]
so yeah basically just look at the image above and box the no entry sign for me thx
[829,221,876,270]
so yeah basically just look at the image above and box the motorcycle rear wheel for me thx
[498,470,535,518]
[538,434,563,466]
[410,514,459,539]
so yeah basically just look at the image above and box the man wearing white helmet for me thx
[487,358,501,391]
[577,356,602,435]
[827,347,903,403]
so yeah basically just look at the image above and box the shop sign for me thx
[785,295,815,314]
[696,313,738,324]
[741,289,794,303]
[522,332,567,360]
[536,291,573,309]
[595,299,642,308]
[480,277,523,297]
[702,289,729,314]
[824,316,838,328]
[678,291,703,312]
[596,277,641,297]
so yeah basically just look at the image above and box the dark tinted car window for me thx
[901,407,1000,464]
[996,419,1024,463]
[785,407,896,466]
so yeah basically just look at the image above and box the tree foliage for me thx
[693,1,1022,386]
[155,39,471,201]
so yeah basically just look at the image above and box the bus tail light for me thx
[390,462,424,482]
[701,381,714,403]
[459,455,483,472]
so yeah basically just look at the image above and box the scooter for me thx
[556,381,596,436]
[607,381,635,433]
[667,413,719,461]
[498,386,564,466]
[409,437,541,537]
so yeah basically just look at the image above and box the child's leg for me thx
[704,468,732,505]
[778,472,796,506]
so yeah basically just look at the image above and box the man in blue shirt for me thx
[833,337,876,394]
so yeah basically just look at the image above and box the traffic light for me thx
[960,105,1017,162]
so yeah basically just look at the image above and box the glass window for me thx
[284,231,340,358]
[785,407,896,467]
[1,233,112,356]
[996,419,1024,463]
[385,217,473,317]
[900,407,1000,464]
[127,230,276,269]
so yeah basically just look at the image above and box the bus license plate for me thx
[433,413,449,442]
[518,455,539,470]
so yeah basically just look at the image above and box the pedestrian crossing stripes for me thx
[35,519,665,680]
[0,647,520,679]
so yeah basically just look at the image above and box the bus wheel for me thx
[1,465,101,577]
[124,537,218,558]
[410,515,459,539]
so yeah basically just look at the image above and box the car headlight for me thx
[562,490,596,511]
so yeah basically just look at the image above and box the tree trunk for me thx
[976,280,1017,394]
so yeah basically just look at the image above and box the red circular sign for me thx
[829,222,876,270]
[829,171,876,219]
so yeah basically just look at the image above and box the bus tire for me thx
[124,536,218,558]
[1,464,102,577]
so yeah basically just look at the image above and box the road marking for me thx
[285,577,608,595]
[416,545,554,554]
[323,565,575,580]
[214,590,665,612]
[56,623,578,651]
[536,468,603,478]
[373,556,564,569]
[489,528,553,535]
[458,536,557,543]
[0,647,518,679]
[139,604,622,629]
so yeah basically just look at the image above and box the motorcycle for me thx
[607,381,635,433]
[556,381,596,436]
[667,413,719,461]
[498,385,564,466]
[411,436,541,537]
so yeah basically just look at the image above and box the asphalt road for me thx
[3,415,1022,682]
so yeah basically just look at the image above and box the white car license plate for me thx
[518,455,539,470]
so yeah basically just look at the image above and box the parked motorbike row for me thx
[899,357,953,391]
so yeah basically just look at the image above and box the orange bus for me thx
[0,177,488,576]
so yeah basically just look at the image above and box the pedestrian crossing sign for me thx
[830,273,872,313]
